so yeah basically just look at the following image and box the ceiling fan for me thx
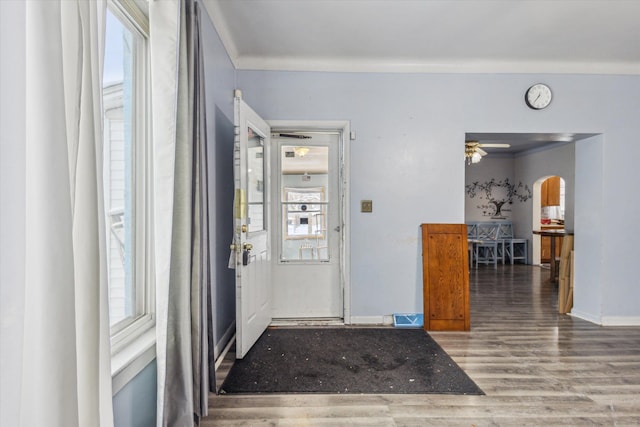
[465,141,511,165]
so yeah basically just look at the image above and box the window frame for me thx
[104,0,155,389]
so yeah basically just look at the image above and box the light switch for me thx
[361,200,373,213]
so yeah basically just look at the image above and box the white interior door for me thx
[233,93,271,358]
[271,131,343,319]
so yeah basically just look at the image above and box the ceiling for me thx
[203,1,628,156]
[465,132,597,156]
[204,0,640,75]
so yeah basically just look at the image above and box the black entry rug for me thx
[220,327,483,395]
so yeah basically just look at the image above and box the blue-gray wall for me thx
[201,4,237,359]
[113,361,157,427]
[236,70,640,324]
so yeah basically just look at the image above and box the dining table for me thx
[532,229,574,282]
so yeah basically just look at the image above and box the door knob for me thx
[334,226,341,232]
[242,243,252,266]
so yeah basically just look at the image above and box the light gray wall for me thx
[574,135,606,323]
[237,70,640,324]
[1,2,26,426]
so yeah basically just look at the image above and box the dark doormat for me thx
[220,327,484,395]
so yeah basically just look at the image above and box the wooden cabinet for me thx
[540,176,563,262]
[541,235,563,263]
[421,224,470,331]
[541,176,561,207]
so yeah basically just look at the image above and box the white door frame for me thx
[268,120,351,324]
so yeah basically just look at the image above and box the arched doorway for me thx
[532,175,565,265]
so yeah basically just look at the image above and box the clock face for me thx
[525,83,552,110]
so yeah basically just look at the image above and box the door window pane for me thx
[247,127,265,232]
[283,187,326,239]
[280,145,329,261]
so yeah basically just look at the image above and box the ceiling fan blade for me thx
[477,148,488,156]
[479,143,511,148]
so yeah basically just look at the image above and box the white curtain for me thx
[22,1,113,426]
[150,0,211,425]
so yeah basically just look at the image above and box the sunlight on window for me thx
[103,8,136,327]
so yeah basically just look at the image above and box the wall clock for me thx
[525,83,552,110]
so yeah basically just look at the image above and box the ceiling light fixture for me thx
[465,146,482,165]
[294,146,310,157]
[465,140,510,165]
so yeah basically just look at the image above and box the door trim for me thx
[268,120,351,324]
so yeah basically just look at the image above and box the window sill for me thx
[111,326,156,395]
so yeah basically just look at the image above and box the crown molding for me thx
[201,0,239,69]
[235,56,640,75]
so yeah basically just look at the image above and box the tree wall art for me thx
[465,178,532,219]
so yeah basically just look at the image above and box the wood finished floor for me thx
[202,265,640,426]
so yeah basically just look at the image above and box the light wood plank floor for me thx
[202,265,640,426]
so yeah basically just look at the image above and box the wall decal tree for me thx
[465,178,532,219]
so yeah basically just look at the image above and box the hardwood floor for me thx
[202,265,640,426]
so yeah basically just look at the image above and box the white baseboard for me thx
[213,321,235,360]
[215,333,235,371]
[601,316,640,326]
[569,310,602,325]
[271,318,344,326]
[349,315,394,326]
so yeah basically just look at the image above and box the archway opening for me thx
[532,175,565,266]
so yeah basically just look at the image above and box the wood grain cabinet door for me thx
[547,176,561,206]
[541,236,551,263]
[541,176,561,207]
[421,224,470,331]
[541,179,549,207]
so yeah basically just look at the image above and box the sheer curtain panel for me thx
[22,1,113,426]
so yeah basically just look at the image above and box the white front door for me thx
[233,93,272,358]
[271,130,343,319]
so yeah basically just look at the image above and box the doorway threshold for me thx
[270,318,344,327]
